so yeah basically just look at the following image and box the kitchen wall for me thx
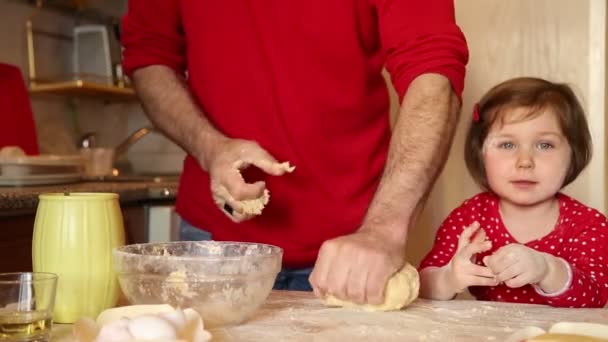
[0,0,185,174]
[403,0,607,267]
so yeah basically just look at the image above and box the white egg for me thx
[94,318,133,342]
[128,314,178,340]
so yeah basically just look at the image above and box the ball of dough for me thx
[324,262,419,311]
[528,333,607,342]
[0,146,26,158]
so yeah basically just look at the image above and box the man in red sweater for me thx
[122,0,468,304]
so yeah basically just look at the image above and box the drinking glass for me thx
[0,272,58,342]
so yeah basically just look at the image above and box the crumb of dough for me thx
[0,146,26,158]
[239,189,270,215]
[231,160,294,216]
[528,333,606,341]
[277,161,296,173]
[165,271,197,299]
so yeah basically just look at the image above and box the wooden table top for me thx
[52,290,608,341]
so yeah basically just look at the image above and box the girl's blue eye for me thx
[538,142,554,150]
[498,142,515,149]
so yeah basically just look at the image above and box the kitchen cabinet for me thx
[23,0,136,101]
[0,204,152,273]
[25,19,136,101]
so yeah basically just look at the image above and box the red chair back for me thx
[0,63,39,155]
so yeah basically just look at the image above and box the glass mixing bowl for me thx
[113,241,282,327]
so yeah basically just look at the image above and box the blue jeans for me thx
[180,219,313,291]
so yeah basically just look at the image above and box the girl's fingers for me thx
[462,240,492,259]
[471,228,487,244]
[504,273,529,288]
[467,264,496,278]
[457,222,481,252]
[496,263,521,283]
[466,275,500,287]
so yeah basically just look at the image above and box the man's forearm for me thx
[362,73,461,243]
[132,65,226,171]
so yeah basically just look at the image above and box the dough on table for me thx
[506,322,608,342]
[528,333,608,342]
[0,146,25,158]
[549,322,608,340]
[324,262,419,311]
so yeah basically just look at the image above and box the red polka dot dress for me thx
[419,192,608,308]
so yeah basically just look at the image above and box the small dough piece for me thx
[504,326,546,342]
[324,263,419,311]
[239,189,270,215]
[277,161,295,173]
[234,161,293,215]
[528,333,608,342]
[549,322,608,340]
[213,160,295,218]
[507,322,608,342]
[0,146,25,158]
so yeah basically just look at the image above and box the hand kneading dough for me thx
[324,263,419,311]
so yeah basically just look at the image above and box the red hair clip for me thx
[472,103,480,122]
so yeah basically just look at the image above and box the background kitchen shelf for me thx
[17,0,120,25]
[29,80,135,101]
[25,14,134,101]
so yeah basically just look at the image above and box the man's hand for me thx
[445,222,497,293]
[204,137,292,222]
[309,74,462,305]
[130,66,293,223]
[483,244,549,288]
[309,229,405,305]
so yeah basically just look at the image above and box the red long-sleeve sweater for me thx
[420,192,608,308]
[122,0,469,268]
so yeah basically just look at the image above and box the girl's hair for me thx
[465,77,592,189]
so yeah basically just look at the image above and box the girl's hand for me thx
[483,243,549,288]
[446,222,498,293]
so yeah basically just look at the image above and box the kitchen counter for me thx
[52,290,608,341]
[0,180,178,214]
[0,179,179,272]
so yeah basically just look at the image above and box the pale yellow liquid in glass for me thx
[0,310,52,341]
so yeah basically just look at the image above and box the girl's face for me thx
[482,107,572,207]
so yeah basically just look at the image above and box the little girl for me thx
[419,77,608,308]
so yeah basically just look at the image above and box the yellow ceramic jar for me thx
[32,192,125,323]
